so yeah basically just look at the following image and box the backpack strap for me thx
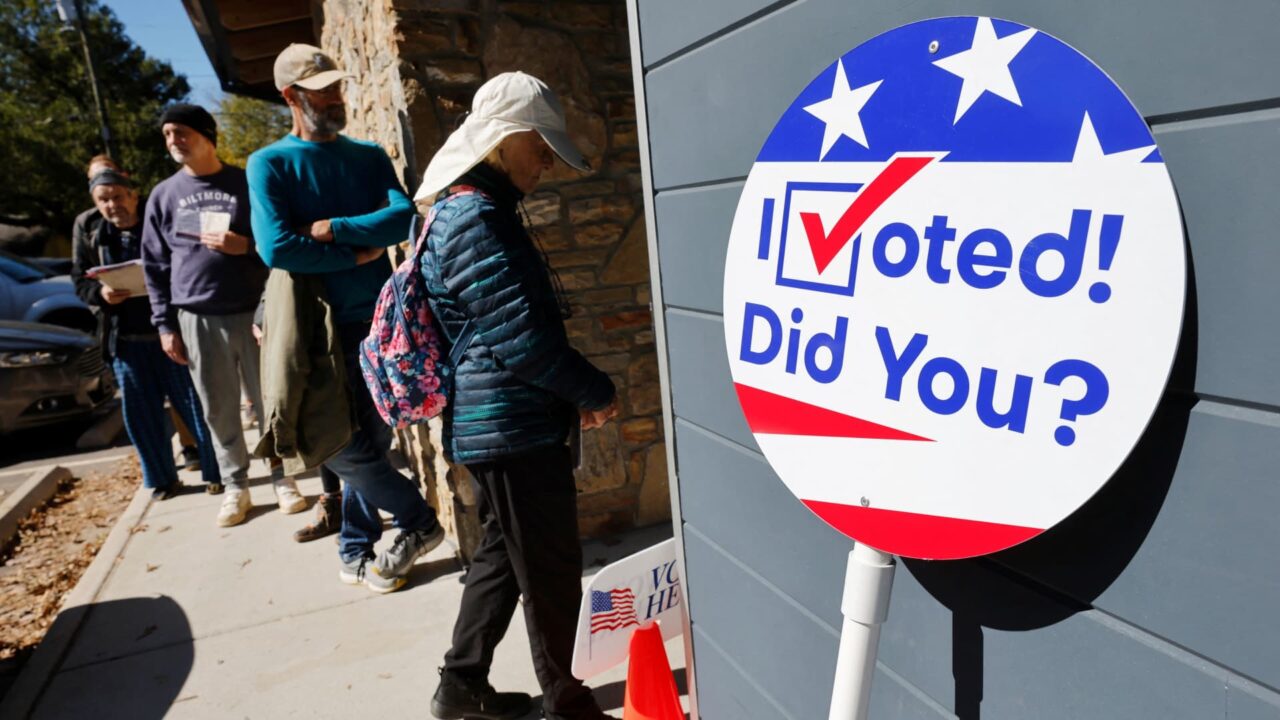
[416,186,484,364]
[409,184,481,268]
[449,320,476,367]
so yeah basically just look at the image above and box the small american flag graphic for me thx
[589,588,638,634]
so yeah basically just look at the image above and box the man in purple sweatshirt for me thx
[142,103,307,527]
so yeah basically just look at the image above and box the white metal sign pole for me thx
[828,543,896,720]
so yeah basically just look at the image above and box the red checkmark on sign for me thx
[799,155,937,274]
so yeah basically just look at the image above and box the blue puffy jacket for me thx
[421,163,615,463]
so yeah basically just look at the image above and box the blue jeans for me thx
[326,322,439,562]
[113,338,220,489]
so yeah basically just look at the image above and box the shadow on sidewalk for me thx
[26,596,192,720]
[403,557,463,590]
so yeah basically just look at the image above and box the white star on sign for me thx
[804,59,882,159]
[1072,112,1156,164]
[932,17,1036,124]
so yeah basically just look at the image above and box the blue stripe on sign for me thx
[758,198,775,260]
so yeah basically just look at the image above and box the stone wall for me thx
[318,0,668,553]
[318,0,413,185]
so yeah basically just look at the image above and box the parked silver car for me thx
[0,249,96,332]
[0,321,116,434]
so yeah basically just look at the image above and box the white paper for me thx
[88,260,146,296]
[200,210,231,234]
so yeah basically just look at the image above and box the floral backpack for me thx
[359,188,480,429]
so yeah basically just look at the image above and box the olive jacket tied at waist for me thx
[253,268,355,474]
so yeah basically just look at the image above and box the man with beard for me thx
[246,44,444,593]
[142,104,307,527]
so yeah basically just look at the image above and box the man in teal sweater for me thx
[247,44,443,593]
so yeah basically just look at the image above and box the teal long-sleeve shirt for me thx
[246,133,413,325]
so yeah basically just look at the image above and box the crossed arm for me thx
[246,153,411,273]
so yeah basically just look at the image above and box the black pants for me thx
[444,444,595,717]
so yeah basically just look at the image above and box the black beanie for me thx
[160,103,218,146]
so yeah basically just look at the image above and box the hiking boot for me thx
[294,492,341,542]
[373,524,445,579]
[272,477,307,514]
[178,446,200,472]
[216,487,251,527]
[338,555,405,594]
[205,481,224,495]
[430,669,532,720]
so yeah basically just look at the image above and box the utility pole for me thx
[55,0,114,157]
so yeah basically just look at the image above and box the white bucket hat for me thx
[413,72,589,201]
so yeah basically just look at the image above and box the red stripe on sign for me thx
[800,155,936,274]
[734,383,932,441]
[802,500,1044,560]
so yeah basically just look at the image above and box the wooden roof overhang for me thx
[181,0,319,102]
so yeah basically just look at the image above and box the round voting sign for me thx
[722,16,1185,560]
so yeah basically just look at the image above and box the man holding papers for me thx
[142,103,306,527]
[71,169,220,499]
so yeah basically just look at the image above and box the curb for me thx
[0,483,152,719]
[0,466,72,549]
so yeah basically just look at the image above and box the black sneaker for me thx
[205,482,224,495]
[152,485,178,501]
[179,446,201,472]
[430,668,532,720]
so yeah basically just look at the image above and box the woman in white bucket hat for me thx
[417,73,620,720]
[414,71,591,201]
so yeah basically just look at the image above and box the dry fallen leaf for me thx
[0,458,137,661]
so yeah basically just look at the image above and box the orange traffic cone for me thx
[622,622,683,720]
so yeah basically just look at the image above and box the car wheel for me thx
[38,308,97,334]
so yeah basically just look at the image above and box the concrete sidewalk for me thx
[6,454,685,719]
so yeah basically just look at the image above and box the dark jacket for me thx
[421,164,615,463]
[71,199,157,354]
[252,268,355,475]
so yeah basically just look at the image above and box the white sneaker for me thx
[216,488,251,527]
[273,477,307,514]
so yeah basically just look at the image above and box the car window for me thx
[0,251,54,282]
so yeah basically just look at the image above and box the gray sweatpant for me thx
[177,309,262,489]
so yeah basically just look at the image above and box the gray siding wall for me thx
[631,1,1280,718]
